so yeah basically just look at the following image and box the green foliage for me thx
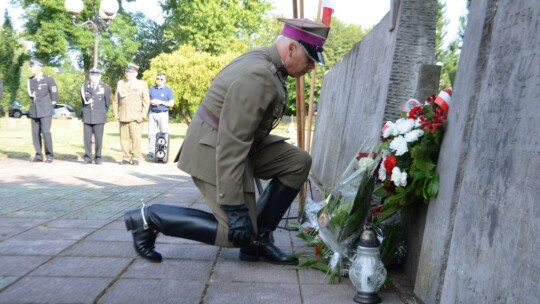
[131,12,175,74]
[0,9,27,107]
[375,100,448,223]
[161,0,272,55]
[436,1,467,89]
[142,45,239,122]
[377,220,407,267]
[12,0,140,81]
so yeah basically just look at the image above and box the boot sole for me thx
[239,252,299,265]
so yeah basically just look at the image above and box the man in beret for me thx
[113,63,150,165]
[80,68,112,165]
[124,18,330,265]
[27,58,59,163]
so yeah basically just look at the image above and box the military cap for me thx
[89,68,101,75]
[125,63,139,72]
[279,18,330,65]
[29,58,44,67]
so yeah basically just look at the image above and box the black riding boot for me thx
[239,178,300,265]
[125,204,218,263]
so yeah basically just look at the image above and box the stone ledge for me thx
[387,269,418,304]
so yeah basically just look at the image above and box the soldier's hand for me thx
[221,204,255,247]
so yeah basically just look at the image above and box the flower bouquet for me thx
[296,138,380,283]
[374,88,452,222]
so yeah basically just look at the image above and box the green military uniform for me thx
[114,78,150,162]
[124,18,329,264]
[177,46,311,246]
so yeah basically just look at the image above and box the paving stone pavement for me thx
[0,158,408,304]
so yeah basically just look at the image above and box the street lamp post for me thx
[64,0,120,69]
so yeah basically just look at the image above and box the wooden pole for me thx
[292,0,307,217]
[306,0,324,154]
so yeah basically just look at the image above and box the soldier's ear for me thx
[288,42,297,57]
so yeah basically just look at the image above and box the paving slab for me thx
[0,158,409,303]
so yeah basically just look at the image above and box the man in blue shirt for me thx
[147,72,174,159]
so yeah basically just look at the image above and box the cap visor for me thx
[299,41,325,66]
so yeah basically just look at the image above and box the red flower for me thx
[407,105,424,119]
[420,108,447,133]
[304,226,314,234]
[315,243,323,258]
[384,155,397,173]
[371,206,382,218]
[356,152,369,161]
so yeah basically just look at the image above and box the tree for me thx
[435,1,468,89]
[131,12,175,74]
[161,0,272,55]
[0,9,27,108]
[12,0,141,82]
[143,45,239,122]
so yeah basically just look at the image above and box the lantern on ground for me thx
[349,226,387,304]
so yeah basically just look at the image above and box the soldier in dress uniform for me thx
[27,58,59,163]
[80,68,111,165]
[113,63,150,166]
[124,18,330,265]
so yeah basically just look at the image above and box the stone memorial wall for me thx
[310,0,539,302]
[415,0,540,302]
[311,0,437,188]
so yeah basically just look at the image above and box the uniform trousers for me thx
[193,140,312,247]
[119,121,143,162]
[148,111,169,153]
[31,116,53,159]
[83,123,105,161]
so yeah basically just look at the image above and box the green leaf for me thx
[373,186,388,198]
[377,204,401,223]
[425,173,440,198]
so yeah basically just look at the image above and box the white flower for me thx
[395,118,415,135]
[358,157,375,169]
[391,167,408,187]
[389,136,408,156]
[378,157,387,181]
[404,129,424,143]
[382,121,396,138]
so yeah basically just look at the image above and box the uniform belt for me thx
[196,104,219,129]
[151,110,168,113]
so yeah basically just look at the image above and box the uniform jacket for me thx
[27,74,58,118]
[80,82,111,124]
[177,45,288,206]
[114,79,150,122]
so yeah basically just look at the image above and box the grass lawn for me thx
[0,115,298,162]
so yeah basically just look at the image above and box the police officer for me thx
[124,18,330,265]
[114,63,150,165]
[27,58,59,163]
[80,68,111,165]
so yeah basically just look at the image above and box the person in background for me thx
[114,63,150,166]
[27,58,58,163]
[147,72,174,159]
[124,18,330,265]
[80,68,111,165]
